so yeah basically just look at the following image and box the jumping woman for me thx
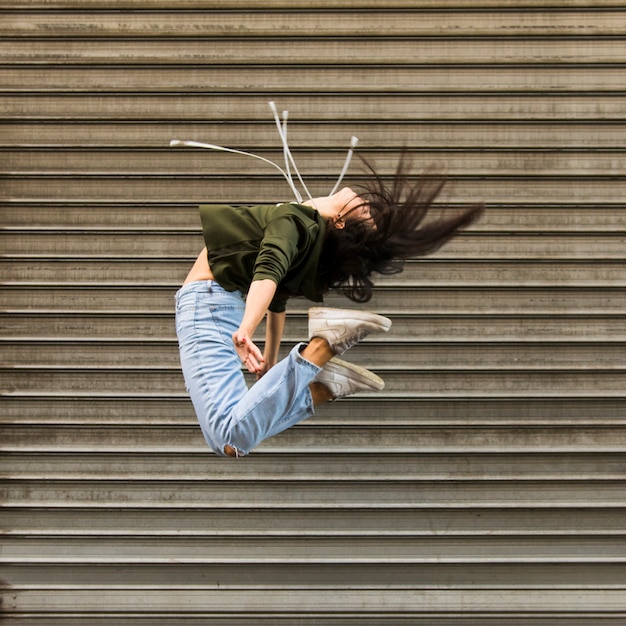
[173,105,483,458]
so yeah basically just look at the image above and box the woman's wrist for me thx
[263,350,279,366]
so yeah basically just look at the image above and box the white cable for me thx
[170,104,358,206]
[169,139,301,201]
[269,101,315,203]
[280,109,303,203]
[329,135,359,196]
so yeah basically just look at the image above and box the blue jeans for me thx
[175,280,321,457]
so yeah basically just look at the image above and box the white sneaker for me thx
[308,307,391,356]
[315,357,384,400]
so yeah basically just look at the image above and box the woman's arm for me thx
[261,309,286,376]
[233,278,277,374]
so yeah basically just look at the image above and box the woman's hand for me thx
[233,330,265,375]
[233,279,279,375]
[255,359,273,379]
[255,352,280,379]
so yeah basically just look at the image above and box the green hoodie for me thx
[198,202,328,313]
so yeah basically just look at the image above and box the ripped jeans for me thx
[175,280,321,457]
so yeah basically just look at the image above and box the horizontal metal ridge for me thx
[1,588,625,615]
[3,340,626,370]
[2,424,626,453]
[2,9,625,38]
[1,479,624,508]
[3,94,626,122]
[4,122,626,150]
[0,335,626,371]
[2,452,625,481]
[2,314,626,342]
[6,151,626,178]
[3,396,624,424]
[2,536,626,563]
[0,610,622,623]
[3,39,626,66]
[2,558,625,590]
[4,67,626,94]
[2,524,625,540]
[1,0,625,9]
[2,369,625,397]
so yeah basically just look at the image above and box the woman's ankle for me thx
[310,381,334,405]
[300,337,335,367]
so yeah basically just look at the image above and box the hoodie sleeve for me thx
[252,215,300,286]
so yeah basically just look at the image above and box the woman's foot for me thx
[308,307,392,355]
[314,357,384,400]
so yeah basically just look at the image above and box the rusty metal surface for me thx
[1,1,625,622]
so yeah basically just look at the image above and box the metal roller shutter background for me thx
[1,1,625,623]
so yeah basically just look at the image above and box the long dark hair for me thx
[318,153,484,303]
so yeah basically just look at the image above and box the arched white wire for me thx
[170,102,359,204]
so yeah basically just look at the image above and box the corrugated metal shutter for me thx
[1,1,625,623]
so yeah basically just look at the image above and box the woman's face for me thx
[334,188,373,228]
[306,187,374,229]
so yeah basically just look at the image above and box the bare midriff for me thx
[183,247,215,284]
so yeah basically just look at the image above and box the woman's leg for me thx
[176,281,250,454]
[176,281,388,458]
[176,281,327,457]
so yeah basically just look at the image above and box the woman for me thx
[176,155,483,458]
